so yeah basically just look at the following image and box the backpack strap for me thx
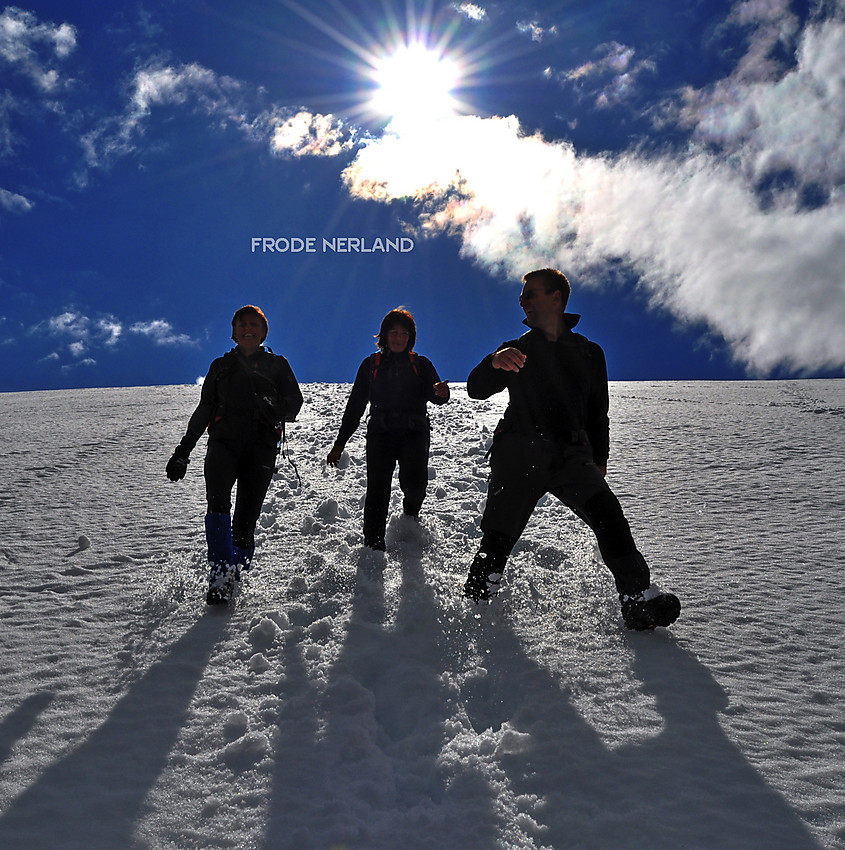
[371,350,419,379]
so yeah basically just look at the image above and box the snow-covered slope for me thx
[1,380,843,849]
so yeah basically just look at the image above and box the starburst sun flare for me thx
[369,42,462,128]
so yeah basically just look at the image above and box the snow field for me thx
[0,380,843,848]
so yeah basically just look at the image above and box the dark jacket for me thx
[335,350,448,448]
[467,315,610,466]
[182,347,303,451]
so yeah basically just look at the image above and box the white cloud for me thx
[128,319,195,346]
[0,7,77,92]
[80,61,351,173]
[516,20,557,43]
[270,111,352,158]
[42,311,97,362]
[97,317,122,346]
[453,3,487,22]
[724,0,801,83]
[51,23,76,58]
[47,310,90,338]
[684,18,845,191]
[42,311,194,356]
[68,339,87,358]
[61,356,95,373]
[564,42,635,80]
[0,186,33,213]
[129,63,241,115]
[0,8,77,160]
[554,42,656,108]
[81,62,247,170]
[342,102,845,375]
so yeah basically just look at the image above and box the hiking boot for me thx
[463,554,503,603]
[620,588,681,630]
[463,534,516,603]
[364,535,386,552]
[206,561,235,605]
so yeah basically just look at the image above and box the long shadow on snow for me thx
[0,614,226,850]
[261,549,388,850]
[461,618,821,849]
[0,691,55,766]
[262,543,500,850]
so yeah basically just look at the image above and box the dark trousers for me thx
[204,437,276,550]
[364,428,430,543]
[479,433,649,596]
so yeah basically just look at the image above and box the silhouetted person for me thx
[166,305,303,603]
[463,269,680,630]
[327,308,449,551]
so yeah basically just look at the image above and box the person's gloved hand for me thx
[326,445,343,468]
[166,445,190,481]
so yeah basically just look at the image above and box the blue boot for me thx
[205,513,235,604]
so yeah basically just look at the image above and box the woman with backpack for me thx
[166,305,303,603]
[326,308,449,551]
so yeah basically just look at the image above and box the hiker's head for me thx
[521,268,571,310]
[231,305,268,351]
[376,308,416,353]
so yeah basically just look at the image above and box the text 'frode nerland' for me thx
[251,237,415,253]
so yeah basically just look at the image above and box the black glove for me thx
[165,444,191,482]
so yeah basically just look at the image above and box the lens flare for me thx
[370,43,461,127]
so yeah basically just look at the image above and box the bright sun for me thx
[370,43,461,127]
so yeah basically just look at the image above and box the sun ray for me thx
[370,42,462,127]
[274,0,497,128]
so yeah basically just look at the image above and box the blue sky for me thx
[2,0,844,391]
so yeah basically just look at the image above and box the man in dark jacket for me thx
[463,269,680,630]
[166,305,303,603]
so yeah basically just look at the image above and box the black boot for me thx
[620,588,681,630]
[364,534,386,552]
[463,532,516,603]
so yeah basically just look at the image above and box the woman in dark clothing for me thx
[327,308,449,550]
[166,305,303,603]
